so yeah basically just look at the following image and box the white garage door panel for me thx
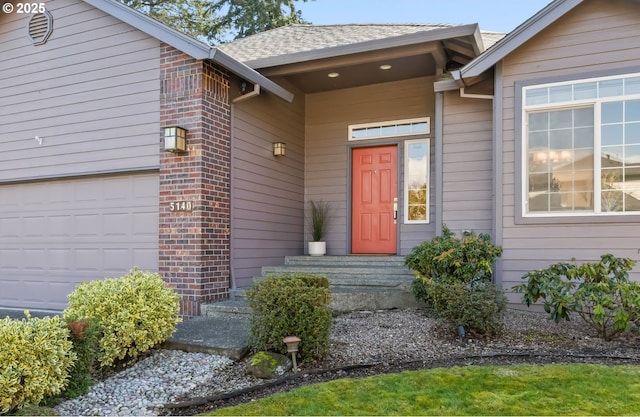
[0,173,159,311]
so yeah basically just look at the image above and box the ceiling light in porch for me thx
[379,64,392,70]
[327,72,340,78]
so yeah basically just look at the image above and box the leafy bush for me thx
[513,254,640,341]
[406,225,505,335]
[63,318,101,398]
[405,225,503,287]
[64,267,181,367]
[0,312,76,414]
[421,278,507,335]
[246,273,332,362]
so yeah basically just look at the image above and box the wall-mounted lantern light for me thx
[164,126,187,153]
[273,142,286,157]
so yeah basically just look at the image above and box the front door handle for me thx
[393,197,398,224]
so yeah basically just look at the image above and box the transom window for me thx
[523,73,640,216]
[349,118,430,141]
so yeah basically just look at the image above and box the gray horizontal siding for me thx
[500,0,640,293]
[442,91,493,236]
[0,0,161,182]
[231,79,306,288]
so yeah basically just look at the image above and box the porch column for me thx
[158,44,232,316]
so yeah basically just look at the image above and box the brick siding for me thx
[159,44,231,316]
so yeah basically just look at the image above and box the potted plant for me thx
[308,200,331,256]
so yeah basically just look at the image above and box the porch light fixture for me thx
[283,335,301,372]
[164,126,187,153]
[327,72,340,78]
[379,64,392,70]
[273,141,286,157]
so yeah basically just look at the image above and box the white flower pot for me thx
[308,241,326,256]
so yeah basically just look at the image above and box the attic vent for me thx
[28,10,53,45]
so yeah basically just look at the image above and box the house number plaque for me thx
[168,201,194,212]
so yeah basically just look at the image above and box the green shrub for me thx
[246,273,332,362]
[513,254,640,341]
[63,318,101,398]
[64,267,181,368]
[421,278,507,335]
[406,225,505,335]
[405,225,503,287]
[0,312,76,415]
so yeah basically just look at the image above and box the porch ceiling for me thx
[258,42,449,94]
[277,53,436,94]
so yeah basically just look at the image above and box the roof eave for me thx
[83,0,294,102]
[242,24,482,70]
[210,49,294,102]
[460,0,584,79]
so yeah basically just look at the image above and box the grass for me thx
[207,363,640,416]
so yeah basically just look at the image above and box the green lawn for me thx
[207,364,640,416]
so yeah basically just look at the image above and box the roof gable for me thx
[219,23,505,69]
[458,0,583,81]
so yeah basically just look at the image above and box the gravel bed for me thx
[55,307,640,416]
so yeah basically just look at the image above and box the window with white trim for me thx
[404,139,429,223]
[349,118,430,141]
[523,73,640,216]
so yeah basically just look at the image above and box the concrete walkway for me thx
[0,308,250,361]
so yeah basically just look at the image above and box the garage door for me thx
[0,173,159,311]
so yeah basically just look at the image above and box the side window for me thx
[404,139,429,223]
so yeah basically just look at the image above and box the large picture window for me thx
[404,139,429,223]
[523,73,640,216]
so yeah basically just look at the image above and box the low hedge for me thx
[0,313,76,414]
[64,267,181,368]
[246,273,332,362]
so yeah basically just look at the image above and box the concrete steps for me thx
[201,255,422,318]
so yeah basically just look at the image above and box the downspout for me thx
[492,61,504,288]
[435,92,444,236]
[455,66,503,288]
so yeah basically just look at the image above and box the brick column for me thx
[159,44,231,316]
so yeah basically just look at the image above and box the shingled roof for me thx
[218,24,506,68]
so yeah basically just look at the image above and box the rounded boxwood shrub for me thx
[63,267,181,368]
[246,273,332,362]
[0,312,76,414]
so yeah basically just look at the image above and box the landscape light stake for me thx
[283,336,301,372]
[457,325,466,345]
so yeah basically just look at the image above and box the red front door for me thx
[351,145,398,254]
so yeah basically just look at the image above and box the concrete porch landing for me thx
[202,255,421,316]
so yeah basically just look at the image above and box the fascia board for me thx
[84,0,294,102]
[243,24,481,69]
[461,0,583,79]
